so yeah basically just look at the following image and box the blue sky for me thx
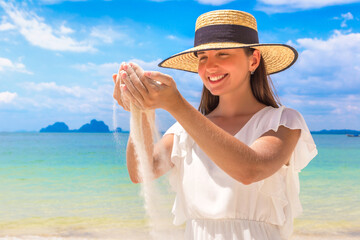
[0,0,360,132]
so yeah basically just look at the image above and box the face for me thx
[197,48,256,96]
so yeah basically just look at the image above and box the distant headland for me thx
[40,119,128,133]
[310,129,360,134]
[32,123,360,134]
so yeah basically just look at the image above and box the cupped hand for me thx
[120,62,181,111]
[113,63,131,111]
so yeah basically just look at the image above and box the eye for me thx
[218,52,228,57]
[199,56,207,62]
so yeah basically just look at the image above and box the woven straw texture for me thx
[196,10,257,31]
[159,10,298,75]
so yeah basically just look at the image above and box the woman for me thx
[113,10,317,240]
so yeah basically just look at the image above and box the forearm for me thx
[168,95,260,184]
[126,111,155,183]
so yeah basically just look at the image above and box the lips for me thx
[208,74,228,83]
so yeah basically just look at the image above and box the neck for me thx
[211,81,265,118]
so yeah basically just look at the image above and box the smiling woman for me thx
[113,9,317,240]
[197,48,279,115]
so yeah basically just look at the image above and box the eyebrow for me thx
[197,51,205,55]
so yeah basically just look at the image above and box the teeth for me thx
[209,74,226,81]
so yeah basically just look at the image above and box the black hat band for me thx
[194,24,259,47]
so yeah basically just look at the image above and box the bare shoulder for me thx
[251,126,301,170]
[256,126,301,155]
[262,125,301,141]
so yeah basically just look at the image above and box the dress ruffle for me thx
[164,106,318,239]
[254,106,318,239]
[165,122,194,225]
[256,106,318,172]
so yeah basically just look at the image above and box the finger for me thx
[121,71,144,107]
[122,87,144,110]
[119,62,126,72]
[128,62,148,92]
[128,62,160,92]
[112,73,117,84]
[120,86,130,111]
[144,71,173,87]
[120,70,145,104]
[121,93,130,111]
[115,62,127,84]
[125,63,148,95]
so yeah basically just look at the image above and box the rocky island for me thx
[40,119,111,133]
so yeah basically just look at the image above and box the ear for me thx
[249,49,261,72]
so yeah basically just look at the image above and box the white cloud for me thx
[257,0,360,12]
[341,12,354,21]
[72,58,202,107]
[128,58,162,71]
[73,59,161,78]
[0,91,17,103]
[167,35,177,40]
[38,0,88,5]
[165,34,193,46]
[0,57,32,74]
[0,1,95,52]
[340,12,354,28]
[23,82,84,97]
[59,24,74,34]
[196,0,235,5]
[0,16,15,31]
[90,27,131,44]
[272,30,360,129]
[295,30,360,77]
[0,21,15,31]
[19,81,114,113]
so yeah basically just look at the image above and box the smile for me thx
[208,74,228,82]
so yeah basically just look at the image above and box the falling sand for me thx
[113,100,183,240]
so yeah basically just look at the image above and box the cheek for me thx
[198,63,204,75]
[198,64,207,82]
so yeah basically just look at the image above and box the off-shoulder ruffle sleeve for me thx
[164,122,194,167]
[257,106,318,171]
[164,122,194,225]
[255,106,318,239]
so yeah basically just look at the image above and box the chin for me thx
[209,88,225,96]
[208,89,219,96]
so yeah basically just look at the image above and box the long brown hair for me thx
[198,48,281,115]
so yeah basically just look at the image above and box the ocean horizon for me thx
[0,132,359,239]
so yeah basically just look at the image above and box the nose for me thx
[204,56,218,73]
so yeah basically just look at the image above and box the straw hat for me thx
[158,10,298,75]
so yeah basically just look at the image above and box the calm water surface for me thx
[0,133,359,239]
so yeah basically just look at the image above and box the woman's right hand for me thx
[112,63,131,111]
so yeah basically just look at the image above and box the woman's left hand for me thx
[120,62,182,111]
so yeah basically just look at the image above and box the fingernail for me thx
[145,72,151,77]
[123,64,128,70]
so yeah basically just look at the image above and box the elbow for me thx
[233,172,254,185]
[239,178,253,185]
[237,168,261,185]
[130,179,140,184]
[129,175,141,184]
[238,175,255,185]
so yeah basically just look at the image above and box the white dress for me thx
[164,106,318,240]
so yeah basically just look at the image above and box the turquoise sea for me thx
[0,132,359,239]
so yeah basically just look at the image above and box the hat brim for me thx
[158,42,298,75]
